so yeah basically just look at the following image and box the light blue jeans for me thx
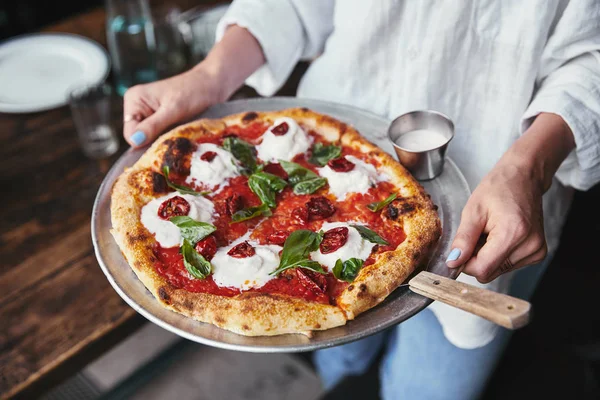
[314,257,552,400]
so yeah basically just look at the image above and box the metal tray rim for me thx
[91,97,470,352]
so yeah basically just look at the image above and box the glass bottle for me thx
[106,0,158,96]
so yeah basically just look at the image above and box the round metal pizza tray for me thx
[92,97,470,353]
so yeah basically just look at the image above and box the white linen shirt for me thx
[217,0,600,348]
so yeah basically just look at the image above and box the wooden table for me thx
[0,9,144,400]
[0,5,309,398]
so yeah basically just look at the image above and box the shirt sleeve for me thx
[521,0,600,191]
[215,0,335,96]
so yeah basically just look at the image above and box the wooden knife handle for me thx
[408,271,531,329]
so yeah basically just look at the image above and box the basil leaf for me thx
[309,143,342,167]
[169,216,216,244]
[223,136,258,174]
[248,172,287,208]
[351,224,389,245]
[271,230,325,276]
[367,193,398,212]
[231,204,272,223]
[279,160,319,185]
[161,166,208,196]
[332,258,364,282]
[181,239,211,279]
[272,259,325,276]
[280,230,323,265]
[279,160,327,195]
[293,177,328,195]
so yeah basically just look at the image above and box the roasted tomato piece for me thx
[266,230,289,246]
[200,151,217,162]
[292,206,309,224]
[320,227,349,254]
[225,193,245,216]
[328,157,355,172]
[157,196,190,220]
[306,196,336,220]
[302,269,327,291]
[271,122,289,136]
[296,269,327,295]
[194,236,217,260]
[262,162,288,179]
[228,241,256,258]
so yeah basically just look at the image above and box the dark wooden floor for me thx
[318,184,600,400]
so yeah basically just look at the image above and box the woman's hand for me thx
[122,25,265,147]
[123,67,224,147]
[446,113,575,282]
[446,157,547,283]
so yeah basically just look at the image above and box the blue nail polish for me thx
[446,248,461,262]
[130,130,146,146]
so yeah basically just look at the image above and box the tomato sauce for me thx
[153,123,406,305]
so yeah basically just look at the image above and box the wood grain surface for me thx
[0,3,308,398]
[0,8,142,396]
[409,271,531,329]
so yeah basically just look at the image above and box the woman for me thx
[122,1,600,398]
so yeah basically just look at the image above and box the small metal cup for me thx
[388,110,454,180]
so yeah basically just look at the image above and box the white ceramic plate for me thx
[0,33,110,113]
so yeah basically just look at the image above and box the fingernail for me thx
[130,130,146,146]
[446,248,461,263]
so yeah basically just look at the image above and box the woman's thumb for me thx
[124,107,174,148]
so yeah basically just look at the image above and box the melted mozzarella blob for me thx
[256,117,312,162]
[211,236,282,291]
[186,143,239,189]
[310,222,376,270]
[318,155,389,200]
[140,192,214,248]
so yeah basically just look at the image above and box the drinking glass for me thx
[69,84,119,159]
[106,0,158,96]
[152,6,189,79]
[184,4,229,64]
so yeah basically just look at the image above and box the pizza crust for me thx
[111,107,441,336]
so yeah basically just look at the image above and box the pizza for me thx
[110,108,441,336]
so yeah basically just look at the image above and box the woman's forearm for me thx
[192,25,266,102]
[502,112,576,192]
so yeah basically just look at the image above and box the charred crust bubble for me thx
[386,199,417,220]
[387,204,399,220]
[347,285,354,292]
[242,111,258,122]
[158,287,170,303]
[126,232,148,245]
[161,137,194,175]
[152,171,169,193]
[357,283,372,300]
[301,107,310,112]
[401,202,416,214]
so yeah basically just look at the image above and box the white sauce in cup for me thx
[394,129,449,152]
